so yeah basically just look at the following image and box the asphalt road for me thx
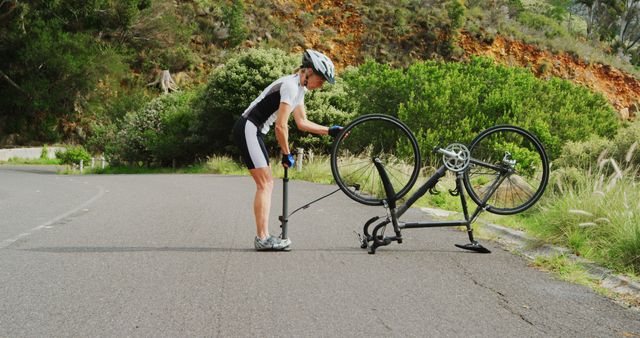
[1,165,639,337]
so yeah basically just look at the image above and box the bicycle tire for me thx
[463,125,549,215]
[331,114,421,206]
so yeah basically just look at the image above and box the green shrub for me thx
[193,48,298,156]
[549,167,586,194]
[159,46,201,72]
[106,106,162,166]
[555,120,640,171]
[225,0,249,47]
[554,136,612,171]
[104,90,199,166]
[532,121,640,273]
[40,145,49,160]
[517,12,567,39]
[194,48,352,158]
[610,121,640,166]
[289,79,357,151]
[530,166,640,273]
[86,122,119,156]
[343,57,619,162]
[56,146,91,166]
[146,90,200,166]
[341,62,409,118]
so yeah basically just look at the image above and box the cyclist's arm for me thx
[275,102,293,155]
[293,105,329,135]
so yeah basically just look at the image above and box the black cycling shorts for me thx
[233,117,269,169]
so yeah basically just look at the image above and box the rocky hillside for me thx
[459,32,639,120]
[267,0,639,120]
[2,0,638,145]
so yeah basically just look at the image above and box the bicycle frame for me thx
[366,157,498,254]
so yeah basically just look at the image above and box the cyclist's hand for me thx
[328,125,343,138]
[281,153,295,168]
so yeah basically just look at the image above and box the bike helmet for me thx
[301,49,335,84]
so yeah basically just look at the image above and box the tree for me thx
[612,0,640,53]
[0,1,147,143]
[573,0,640,63]
[574,0,607,38]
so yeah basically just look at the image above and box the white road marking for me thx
[0,185,106,249]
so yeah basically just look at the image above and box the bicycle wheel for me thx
[463,125,549,215]
[331,114,421,206]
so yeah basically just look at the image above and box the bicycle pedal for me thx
[455,242,491,253]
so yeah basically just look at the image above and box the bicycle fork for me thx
[368,159,403,253]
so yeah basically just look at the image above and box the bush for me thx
[610,121,640,166]
[40,145,49,160]
[104,90,199,166]
[539,121,640,273]
[193,48,352,158]
[159,46,201,72]
[289,79,357,151]
[225,0,249,47]
[343,57,619,162]
[56,146,91,166]
[85,122,118,156]
[555,120,640,171]
[548,166,587,194]
[146,90,200,165]
[554,137,612,171]
[193,48,298,156]
[530,165,640,273]
[517,12,567,39]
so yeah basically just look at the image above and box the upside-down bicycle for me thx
[329,114,550,254]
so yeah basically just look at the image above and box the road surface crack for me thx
[453,259,542,331]
[371,308,393,332]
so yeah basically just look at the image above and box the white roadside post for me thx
[296,148,304,172]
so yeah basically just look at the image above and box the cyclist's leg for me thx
[233,117,274,238]
[249,166,273,239]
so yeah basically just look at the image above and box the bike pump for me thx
[278,166,343,251]
[279,167,291,250]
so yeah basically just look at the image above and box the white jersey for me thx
[241,74,306,134]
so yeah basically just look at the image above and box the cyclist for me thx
[233,49,343,251]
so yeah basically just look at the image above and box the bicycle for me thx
[330,114,550,254]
